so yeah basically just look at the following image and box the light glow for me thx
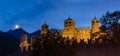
[15,24,19,29]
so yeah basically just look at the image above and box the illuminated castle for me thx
[40,17,101,43]
[19,34,30,51]
[62,17,100,43]
[41,23,49,36]
[20,17,104,51]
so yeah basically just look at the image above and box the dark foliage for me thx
[31,30,114,56]
[100,11,120,45]
[31,30,78,56]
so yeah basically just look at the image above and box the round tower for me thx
[41,23,49,36]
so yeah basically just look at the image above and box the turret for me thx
[91,17,100,39]
[41,23,49,36]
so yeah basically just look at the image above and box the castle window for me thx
[96,21,99,23]
[42,33,45,36]
[67,29,69,31]
[45,26,47,28]
[42,26,44,28]
[92,21,95,24]
[69,21,71,24]
[65,22,68,24]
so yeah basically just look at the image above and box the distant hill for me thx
[4,28,40,56]
[28,30,40,38]
[6,28,40,41]
[7,28,28,39]
[0,31,19,56]
[31,30,40,36]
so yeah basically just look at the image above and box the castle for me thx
[62,17,100,43]
[20,17,105,51]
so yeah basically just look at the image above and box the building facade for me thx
[40,17,100,43]
[19,34,30,51]
[62,17,100,43]
[20,17,102,51]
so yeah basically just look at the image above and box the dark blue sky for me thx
[0,0,120,33]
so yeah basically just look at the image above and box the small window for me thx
[42,26,44,28]
[65,22,68,24]
[69,21,71,24]
[92,21,94,24]
[42,33,45,36]
[96,21,99,23]
[67,29,69,31]
[45,26,47,28]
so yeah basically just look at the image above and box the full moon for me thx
[15,24,19,29]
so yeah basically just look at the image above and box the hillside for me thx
[0,31,19,56]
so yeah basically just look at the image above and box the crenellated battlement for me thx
[62,17,101,43]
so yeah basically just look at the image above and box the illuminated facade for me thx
[62,17,100,43]
[62,18,77,38]
[19,34,30,51]
[41,23,49,36]
[20,17,102,51]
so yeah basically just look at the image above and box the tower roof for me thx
[64,17,75,23]
[65,16,74,21]
[42,20,48,26]
[42,23,48,26]
[93,16,97,19]
[67,17,73,20]
[92,17,99,21]
[65,15,73,20]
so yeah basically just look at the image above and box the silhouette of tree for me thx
[31,30,78,56]
[100,11,120,45]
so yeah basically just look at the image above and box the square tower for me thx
[62,17,77,39]
[41,23,49,36]
[91,17,100,39]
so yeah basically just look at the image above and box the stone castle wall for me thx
[62,17,100,43]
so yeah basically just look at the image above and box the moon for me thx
[15,24,19,29]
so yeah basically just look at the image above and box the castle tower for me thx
[62,17,77,39]
[19,34,30,51]
[41,23,49,36]
[91,17,100,39]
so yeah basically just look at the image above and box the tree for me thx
[100,11,120,45]
[31,29,78,56]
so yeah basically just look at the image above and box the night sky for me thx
[0,0,120,33]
